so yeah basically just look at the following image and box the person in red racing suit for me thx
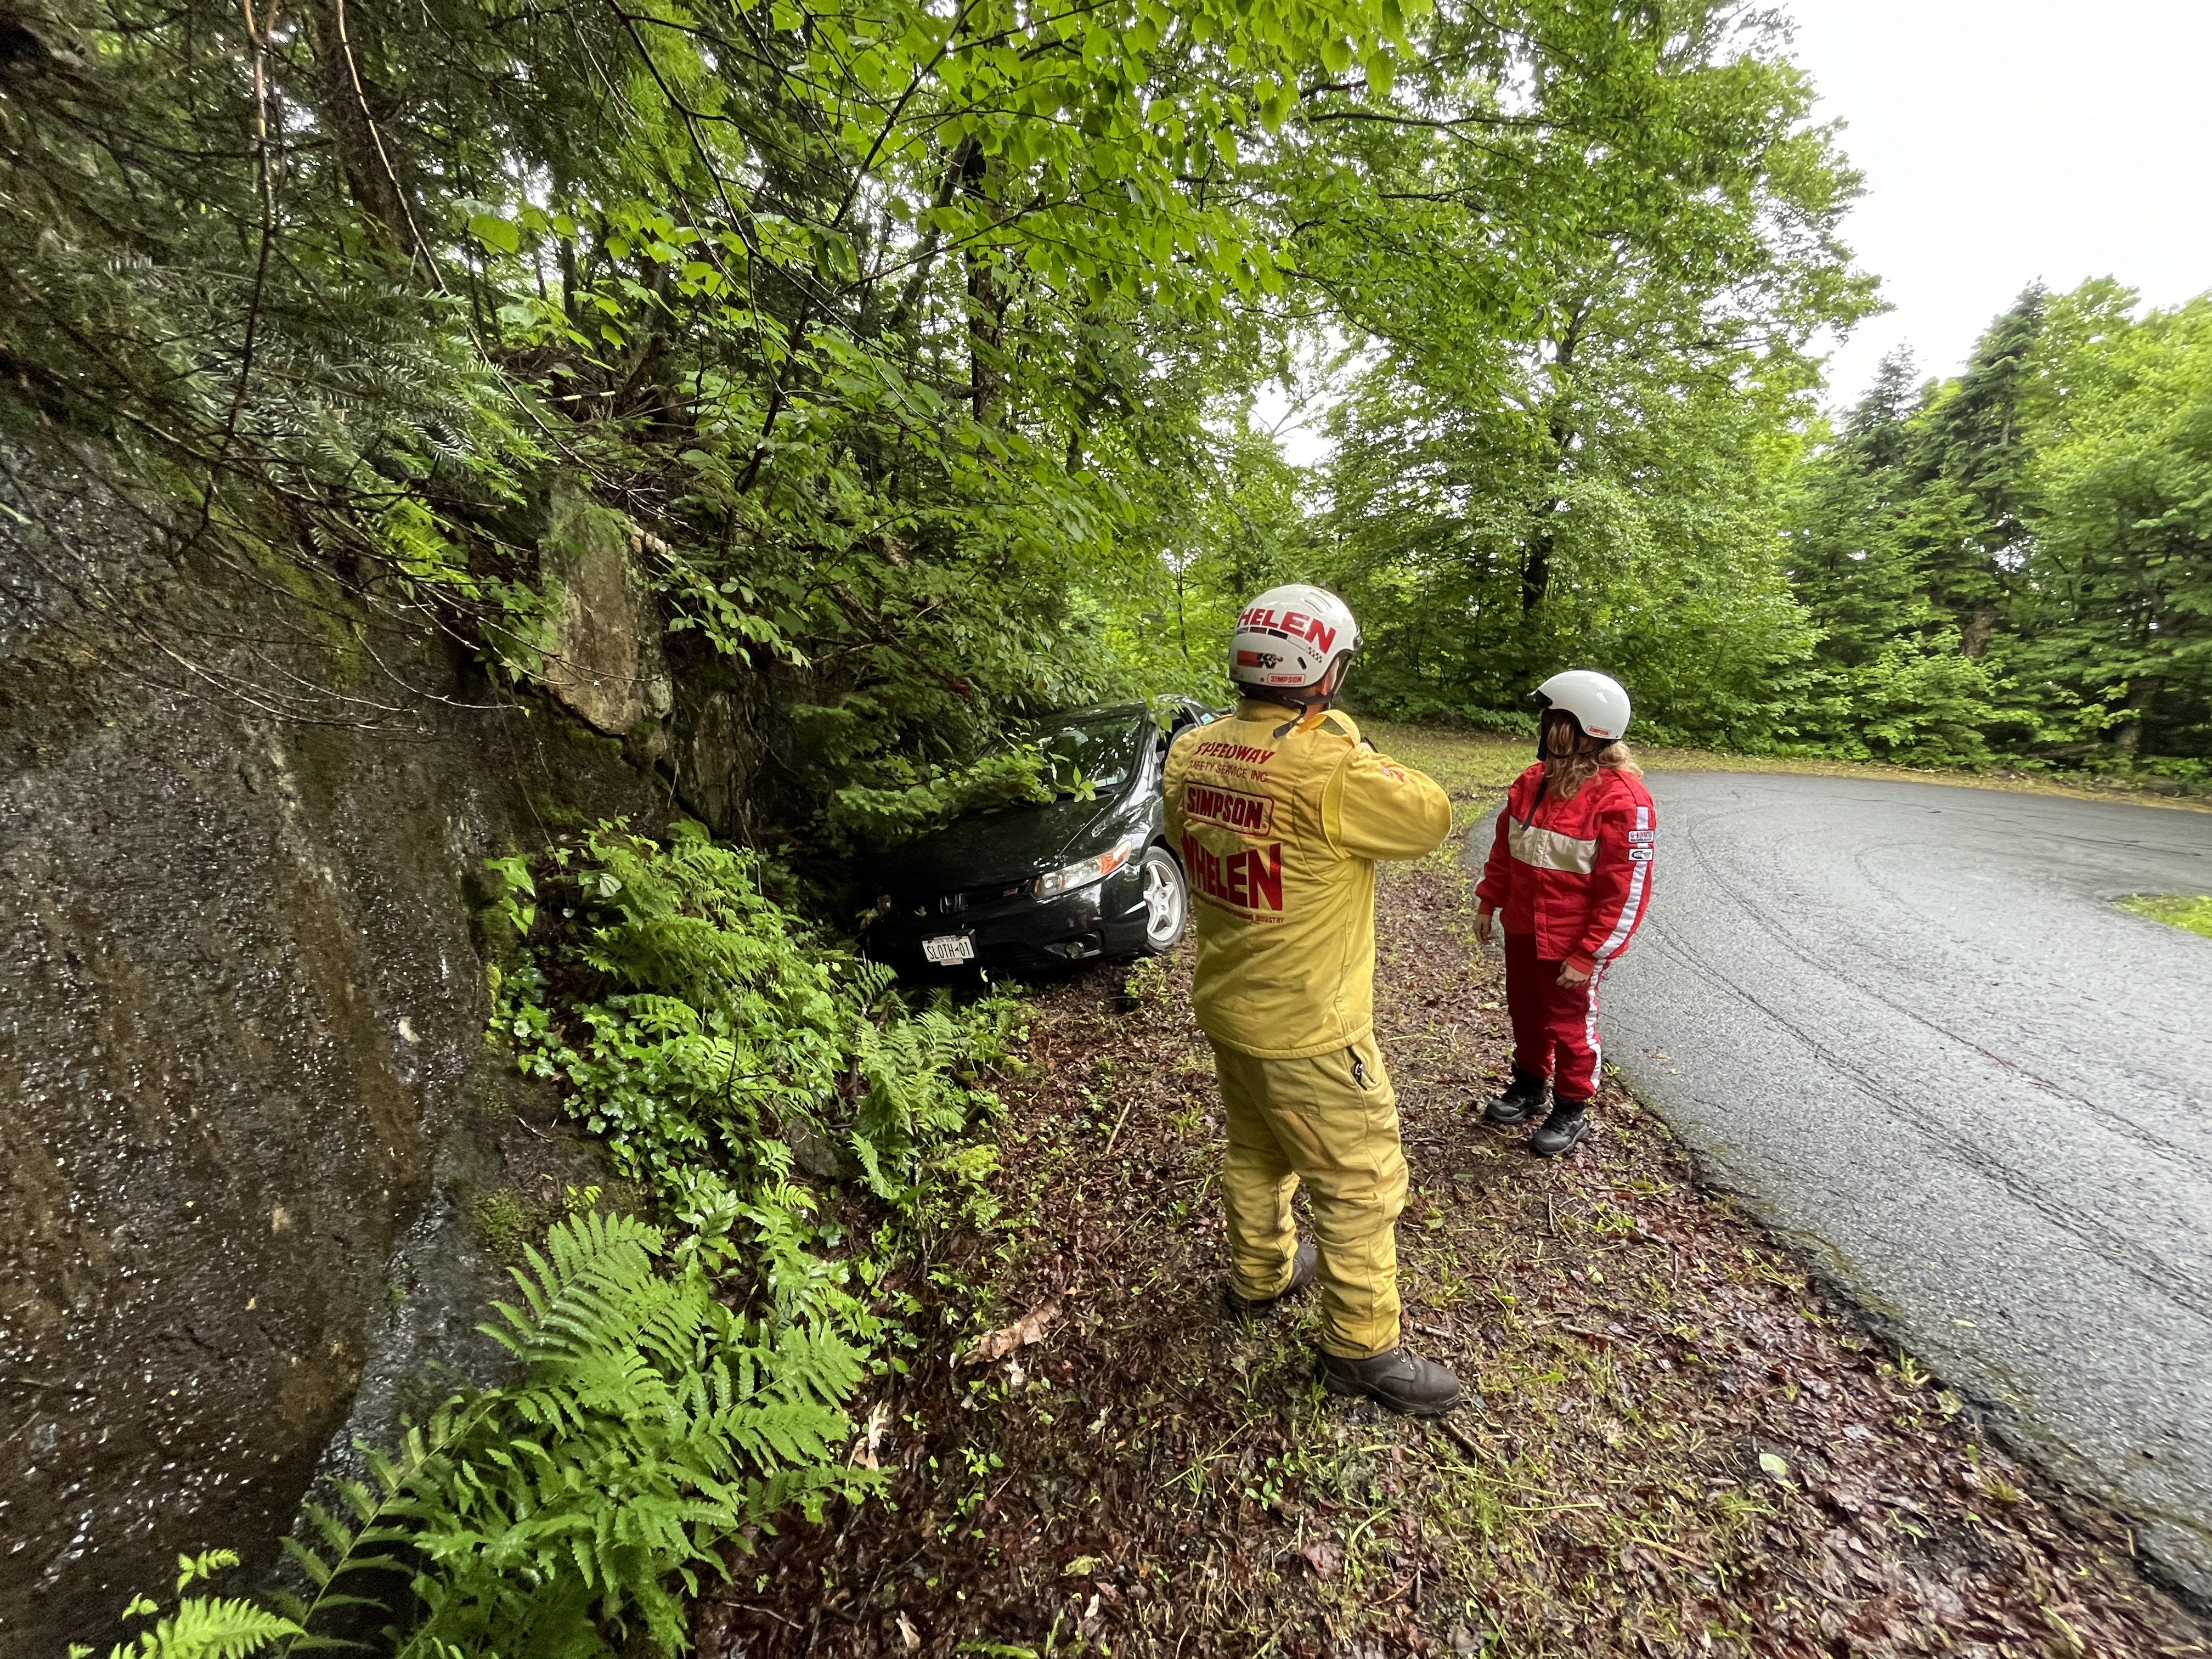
[1472,672,1656,1158]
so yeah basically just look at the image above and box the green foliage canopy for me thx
[6,0,1923,801]
[1303,4,1877,742]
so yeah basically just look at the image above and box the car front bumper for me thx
[867,865,1155,973]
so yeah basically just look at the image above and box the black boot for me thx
[1317,1347,1465,1417]
[1223,1239,1319,1317]
[1485,1066,1548,1126]
[1530,1097,1592,1158]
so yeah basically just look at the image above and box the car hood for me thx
[879,794,1127,894]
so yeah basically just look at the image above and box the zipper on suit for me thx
[1517,774,1549,831]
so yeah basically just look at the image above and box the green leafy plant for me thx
[492,818,1018,1199]
[86,1211,879,1658]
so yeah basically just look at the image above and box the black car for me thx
[865,697,1220,973]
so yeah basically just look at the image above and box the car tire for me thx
[1133,845,1189,955]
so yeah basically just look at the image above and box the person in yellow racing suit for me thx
[1164,584,1463,1415]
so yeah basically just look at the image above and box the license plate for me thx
[923,934,975,966]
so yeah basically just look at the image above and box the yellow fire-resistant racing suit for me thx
[1164,700,1453,1357]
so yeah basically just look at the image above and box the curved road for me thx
[1572,773,2212,1598]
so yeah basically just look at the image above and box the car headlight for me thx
[1036,834,1142,897]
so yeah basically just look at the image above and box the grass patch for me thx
[2116,893,2212,939]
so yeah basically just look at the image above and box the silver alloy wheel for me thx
[1139,848,1187,950]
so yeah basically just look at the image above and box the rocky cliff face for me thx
[0,441,770,1652]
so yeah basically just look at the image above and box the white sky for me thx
[1259,1,2212,459]
[1789,0,2212,409]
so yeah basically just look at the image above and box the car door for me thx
[1145,699,1205,847]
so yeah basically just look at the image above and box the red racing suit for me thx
[1475,763,1657,1100]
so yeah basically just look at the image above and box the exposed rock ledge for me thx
[0,439,780,1652]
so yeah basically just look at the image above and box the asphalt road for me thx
[1548,772,2212,1598]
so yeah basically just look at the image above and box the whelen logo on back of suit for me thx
[1182,834,1285,913]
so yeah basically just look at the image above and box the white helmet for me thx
[1227,584,1361,691]
[1534,669,1632,742]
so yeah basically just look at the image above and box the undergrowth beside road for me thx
[81,822,1023,1659]
[1362,723,2212,812]
[698,757,2209,1658]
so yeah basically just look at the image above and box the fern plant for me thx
[492,817,1018,1210]
[267,1212,873,1658]
[72,1551,301,1659]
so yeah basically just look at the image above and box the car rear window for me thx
[1036,716,1144,795]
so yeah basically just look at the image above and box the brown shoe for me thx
[1223,1239,1319,1317]
[1317,1346,1465,1417]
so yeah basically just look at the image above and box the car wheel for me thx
[1135,845,1188,954]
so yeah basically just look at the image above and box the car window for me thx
[1036,716,1145,796]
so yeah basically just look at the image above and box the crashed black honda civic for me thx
[863,697,1219,973]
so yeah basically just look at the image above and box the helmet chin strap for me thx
[1268,660,1350,740]
[1537,705,1583,761]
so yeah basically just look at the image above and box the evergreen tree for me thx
[1782,282,2212,773]
[1903,286,2048,655]
[1782,352,2008,765]
[1788,352,1936,674]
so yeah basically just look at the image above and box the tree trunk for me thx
[963,148,1005,425]
[307,0,417,257]
[1521,514,1556,615]
[1960,604,1997,658]
[1520,309,1584,615]
[2111,675,2162,758]
[887,138,974,351]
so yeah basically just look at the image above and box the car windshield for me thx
[1034,715,1145,797]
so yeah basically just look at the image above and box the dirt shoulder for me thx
[696,804,2209,1657]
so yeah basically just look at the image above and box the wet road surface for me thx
[1555,773,2212,1596]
